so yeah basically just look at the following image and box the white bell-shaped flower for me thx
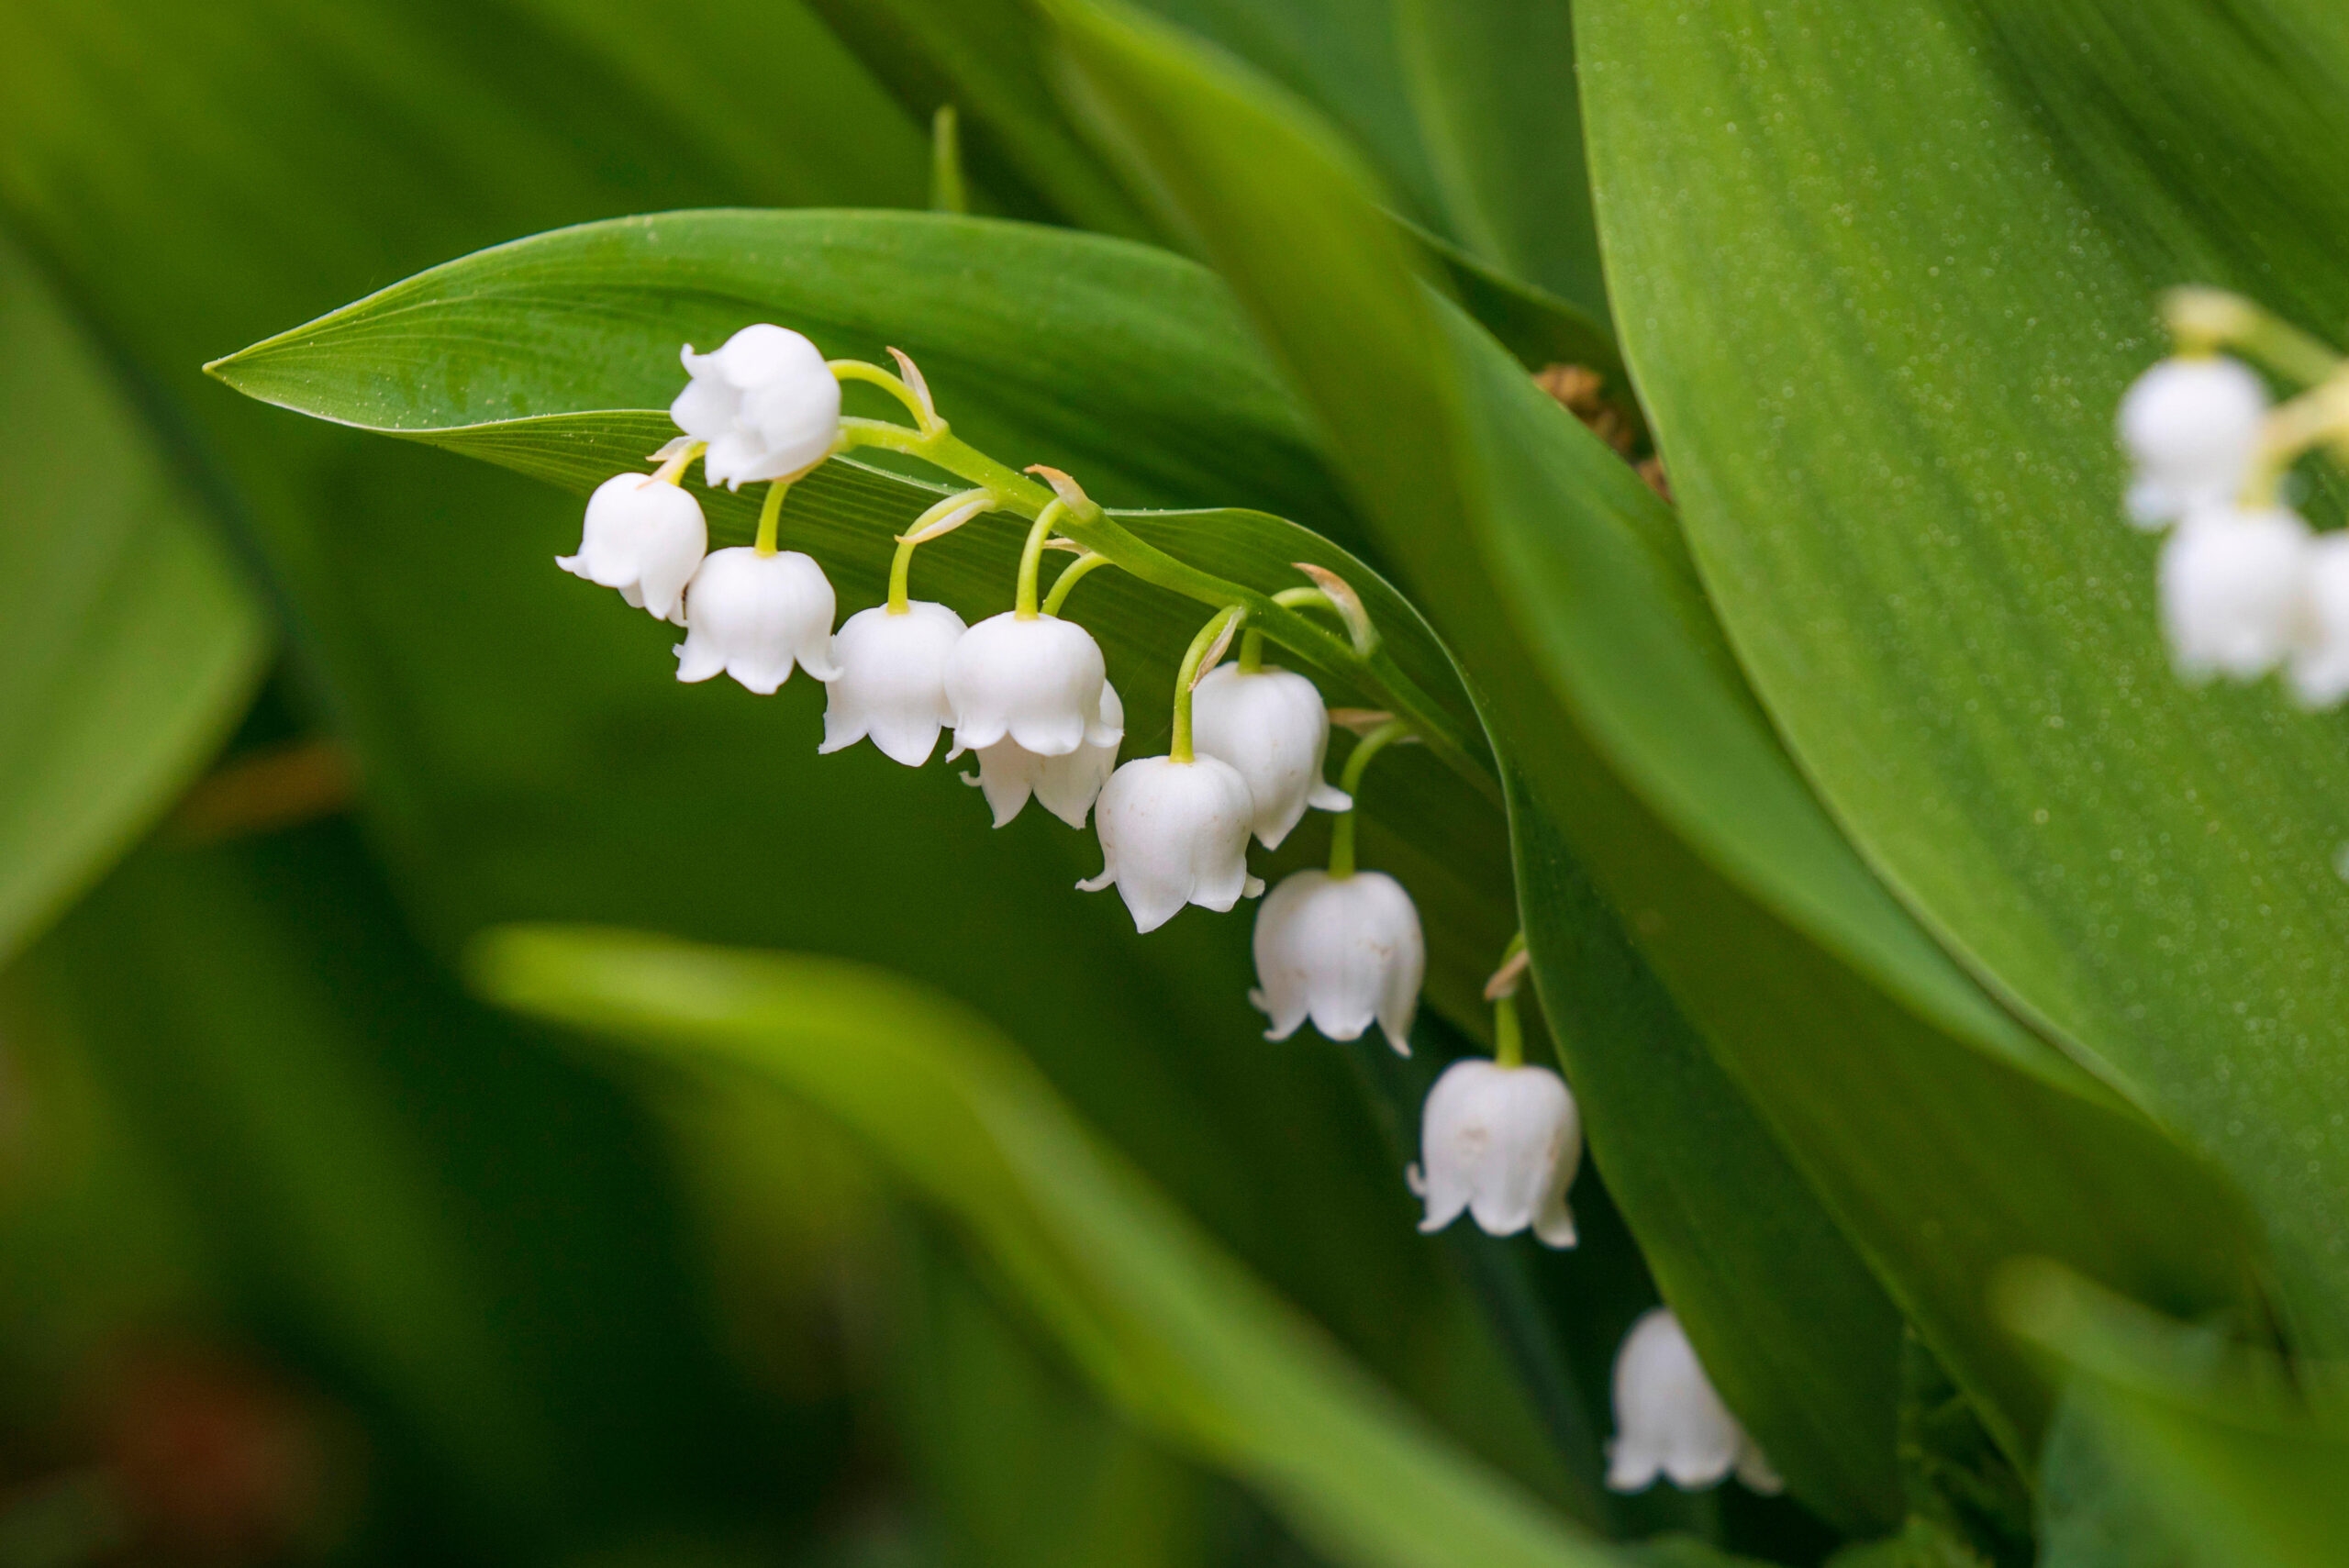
[2159,505,2310,682]
[1606,1308,1782,1495]
[2290,534,2349,710]
[1078,754,1263,932]
[675,547,841,695]
[820,600,968,765]
[558,473,707,625]
[1250,870,1423,1054]
[2119,355,2267,528]
[943,612,1115,758]
[1408,1059,1580,1248]
[963,682,1123,828]
[671,325,843,490]
[1191,662,1353,848]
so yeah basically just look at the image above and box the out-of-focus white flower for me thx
[2290,534,2349,709]
[1408,1060,1579,1248]
[558,473,707,625]
[2119,355,2268,528]
[1250,870,1423,1054]
[1606,1308,1781,1495]
[1191,662,1352,848]
[963,682,1123,828]
[944,612,1115,759]
[675,547,841,695]
[2159,505,2310,681]
[821,600,967,765]
[1078,754,1262,932]
[671,325,842,490]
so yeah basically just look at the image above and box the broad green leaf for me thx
[1393,0,1608,322]
[475,922,1628,1568]
[0,232,265,962]
[1044,0,2269,1495]
[1575,0,2349,1346]
[2004,1262,2349,1568]
[795,0,1161,237]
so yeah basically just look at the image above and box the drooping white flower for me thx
[820,600,968,765]
[2290,534,2349,710]
[675,547,841,695]
[1191,662,1352,849]
[671,324,843,490]
[1408,1059,1579,1248]
[2119,355,2268,528]
[558,472,707,625]
[1251,870,1423,1054]
[943,612,1114,758]
[963,682,1123,828]
[1078,754,1263,932]
[2159,505,2310,682]
[1606,1308,1782,1496]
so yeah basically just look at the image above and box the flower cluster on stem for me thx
[2119,288,2349,706]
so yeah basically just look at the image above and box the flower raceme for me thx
[1606,1308,1781,1496]
[550,324,1493,1253]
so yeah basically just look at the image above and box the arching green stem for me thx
[1494,988,1525,1070]
[753,480,789,556]
[1170,606,1246,764]
[1041,551,1116,617]
[651,439,706,486]
[1237,628,1266,673]
[830,416,1494,802]
[1014,500,1067,619]
[1326,718,1412,879]
[829,361,936,430]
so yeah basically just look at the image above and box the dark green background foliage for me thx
[0,2,2343,1565]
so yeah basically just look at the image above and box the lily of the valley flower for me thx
[1606,1308,1782,1496]
[1078,754,1263,931]
[1251,869,1423,1053]
[2159,505,2310,681]
[672,325,843,490]
[2290,535,2349,709]
[675,547,841,695]
[964,682,1123,828]
[2119,355,2268,528]
[822,600,968,765]
[1191,662,1352,848]
[558,472,707,625]
[1408,1059,1580,1248]
[943,612,1116,758]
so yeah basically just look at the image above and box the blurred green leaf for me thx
[1043,0,2268,1499]
[1574,0,2349,1346]
[1392,0,1607,321]
[476,922,1627,1568]
[2004,1262,2349,1568]
[0,234,265,963]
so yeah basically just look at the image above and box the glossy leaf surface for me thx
[1575,0,2349,1345]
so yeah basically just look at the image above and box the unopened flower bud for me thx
[1250,870,1423,1053]
[558,473,707,624]
[1606,1308,1781,1495]
[822,600,968,765]
[2159,505,2310,681]
[675,548,841,695]
[1078,754,1262,931]
[672,325,842,490]
[944,612,1114,758]
[2119,356,2267,528]
[1192,662,1352,848]
[963,682,1123,828]
[2291,534,2349,709]
[1408,1060,1579,1248]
